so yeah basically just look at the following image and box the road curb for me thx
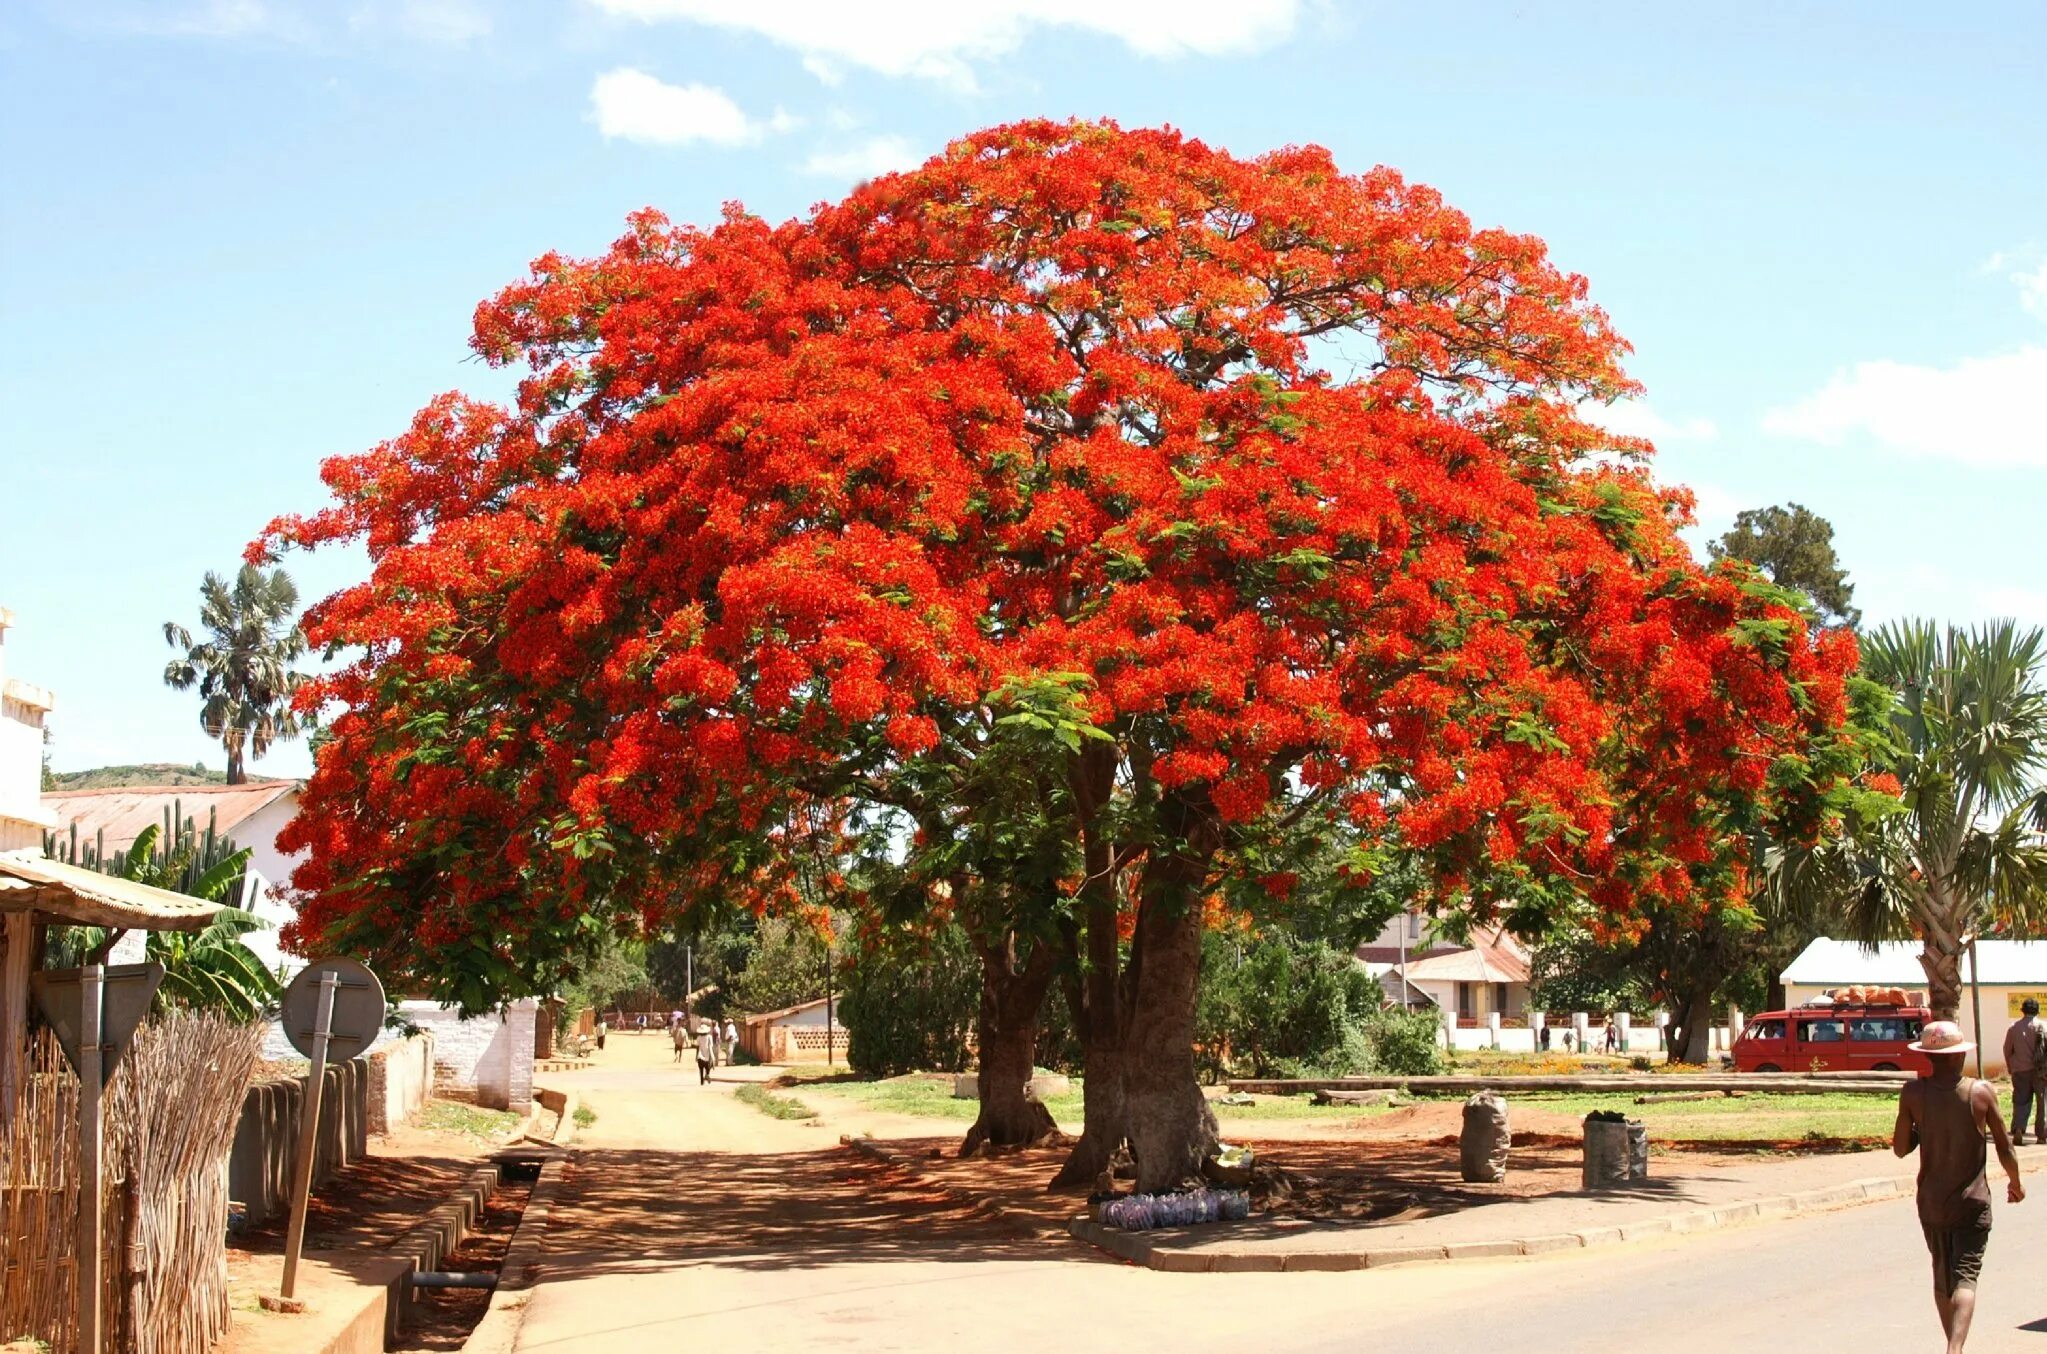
[1066,1170,1916,1273]
[458,1149,574,1354]
[840,1134,1057,1238]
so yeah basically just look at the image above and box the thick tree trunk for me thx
[1051,1031,1128,1189]
[1919,944,1963,1021]
[1124,896,1217,1194]
[1668,990,1715,1065]
[961,941,1058,1156]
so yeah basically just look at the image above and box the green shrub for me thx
[1360,1007,1447,1075]
[839,923,981,1077]
[1198,932,1385,1080]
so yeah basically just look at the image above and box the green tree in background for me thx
[163,564,311,784]
[840,922,981,1078]
[1795,620,2047,1016]
[727,914,837,1013]
[1710,503,1862,629]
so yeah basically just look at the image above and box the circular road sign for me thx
[280,957,387,1061]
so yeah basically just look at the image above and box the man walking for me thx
[2003,998,2046,1145]
[722,1016,740,1065]
[695,1024,717,1085]
[1893,1020,2024,1353]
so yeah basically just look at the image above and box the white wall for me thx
[0,614,54,853]
[229,791,307,978]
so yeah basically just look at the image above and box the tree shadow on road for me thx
[539,1145,1085,1278]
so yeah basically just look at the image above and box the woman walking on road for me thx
[695,1024,717,1085]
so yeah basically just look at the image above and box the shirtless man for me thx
[1893,1020,2024,1353]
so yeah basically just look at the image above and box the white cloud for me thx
[585,0,1299,88]
[1761,346,2047,469]
[381,0,490,44]
[800,135,923,180]
[1587,398,1718,445]
[588,69,779,147]
[2014,261,2047,322]
[1980,586,2047,626]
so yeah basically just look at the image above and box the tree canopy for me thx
[1710,502,1861,630]
[262,120,1862,1187]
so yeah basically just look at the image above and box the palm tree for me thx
[163,565,310,784]
[1797,620,2047,1016]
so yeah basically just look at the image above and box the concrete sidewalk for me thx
[1073,1142,2047,1272]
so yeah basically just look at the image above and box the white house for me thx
[741,996,846,1064]
[1783,938,2047,1077]
[1356,911,1534,1022]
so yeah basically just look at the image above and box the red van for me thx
[1734,1002,1933,1075]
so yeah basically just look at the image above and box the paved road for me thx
[520,1042,2047,1352]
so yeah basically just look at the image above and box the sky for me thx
[2,0,2043,781]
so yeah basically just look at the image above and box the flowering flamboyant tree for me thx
[261,120,1860,1191]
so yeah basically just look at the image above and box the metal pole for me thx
[280,971,338,1300]
[1970,939,1986,1081]
[685,944,694,1025]
[77,963,103,1354]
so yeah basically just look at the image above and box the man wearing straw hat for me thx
[1893,1019,2025,1353]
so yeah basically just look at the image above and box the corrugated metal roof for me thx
[0,850,223,931]
[1398,929,1533,985]
[1783,938,2047,986]
[42,781,297,851]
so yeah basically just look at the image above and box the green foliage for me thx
[43,815,281,1022]
[727,914,837,1013]
[1710,503,1861,629]
[557,927,650,1016]
[735,1082,817,1120]
[1196,931,1385,1079]
[840,923,980,1077]
[162,563,311,784]
[1789,620,2047,1009]
[1359,1006,1448,1076]
[45,762,229,791]
[1527,925,1652,1015]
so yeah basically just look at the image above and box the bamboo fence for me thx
[1,1013,262,1354]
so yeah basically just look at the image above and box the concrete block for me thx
[1443,1240,1523,1261]
[1208,1251,1287,1273]
[1519,1233,1586,1255]
[1711,1202,1761,1225]
[1571,1226,1623,1248]
[1618,1217,1672,1240]
[1281,1252,1369,1272]
[1362,1245,1449,1268]
[1149,1248,1212,1273]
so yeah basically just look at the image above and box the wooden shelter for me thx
[0,849,224,1116]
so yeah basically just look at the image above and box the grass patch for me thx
[572,1104,597,1128]
[736,1082,818,1121]
[802,1074,1086,1123]
[1488,1089,1896,1143]
[420,1100,522,1141]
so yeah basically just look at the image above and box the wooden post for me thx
[279,970,338,1301]
[1970,939,1987,1081]
[0,911,33,1123]
[78,962,104,1354]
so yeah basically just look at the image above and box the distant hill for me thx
[48,763,230,791]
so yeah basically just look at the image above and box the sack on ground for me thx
[1460,1091,1511,1183]
[1582,1113,1649,1188]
